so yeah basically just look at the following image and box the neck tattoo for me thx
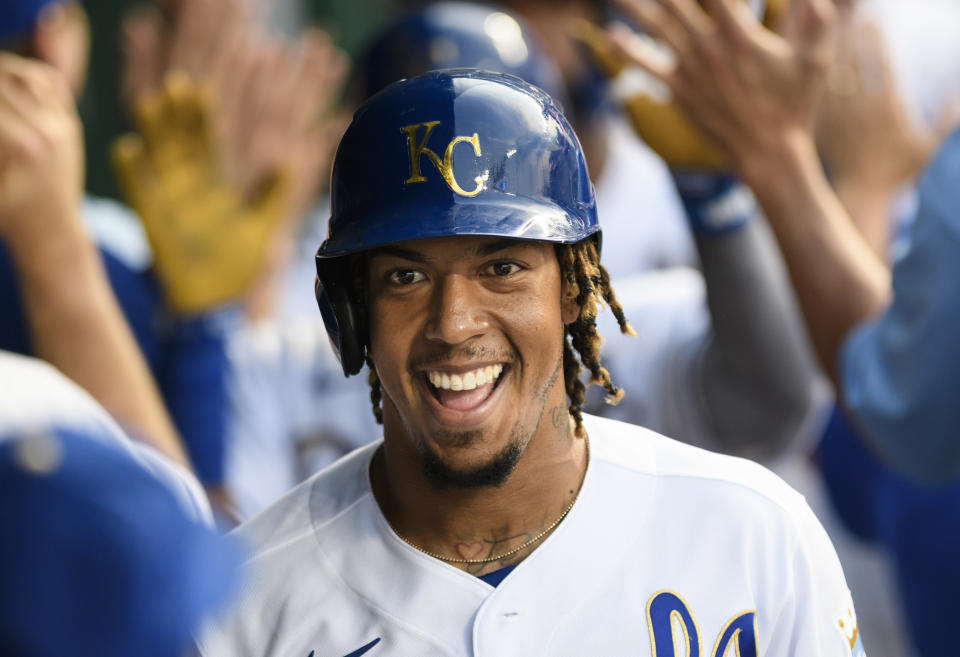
[392,435,589,565]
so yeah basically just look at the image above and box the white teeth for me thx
[428,364,504,391]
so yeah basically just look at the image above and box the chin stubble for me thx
[416,352,564,490]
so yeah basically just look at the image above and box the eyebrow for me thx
[471,239,523,257]
[371,239,523,263]
[370,245,432,264]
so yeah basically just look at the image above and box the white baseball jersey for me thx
[197,414,865,657]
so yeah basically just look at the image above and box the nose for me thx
[423,274,490,345]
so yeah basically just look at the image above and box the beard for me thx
[418,433,524,489]
[392,351,564,490]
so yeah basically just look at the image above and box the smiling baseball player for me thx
[196,69,864,657]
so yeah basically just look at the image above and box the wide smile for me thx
[418,363,510,425]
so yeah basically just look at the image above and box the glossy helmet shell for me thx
[316,69,597,375]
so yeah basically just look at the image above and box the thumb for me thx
[251,169,293,229]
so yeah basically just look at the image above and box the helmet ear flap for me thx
[315,254,367,377]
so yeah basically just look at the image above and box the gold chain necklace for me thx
[393,436,589,565]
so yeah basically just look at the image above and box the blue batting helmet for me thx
[316,68,598,376]
[357,2,566,107]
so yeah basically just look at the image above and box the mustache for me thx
[409,344,519,370]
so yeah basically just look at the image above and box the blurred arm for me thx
[693,214,818,457]
[736,130,890,380]
[839,128,960,482]
[0,54,188,468]
[668,171,817,455]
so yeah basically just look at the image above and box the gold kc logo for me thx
[401,121,484,197]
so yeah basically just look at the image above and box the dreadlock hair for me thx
[366,353,384,425]
[556,237,635,437]
[361,237,635,437]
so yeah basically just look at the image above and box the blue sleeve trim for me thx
[671,171,755,235]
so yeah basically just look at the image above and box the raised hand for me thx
[112,74,290,313]
[0,54,83,247]
[606,0,837,176]
[116,1,350,315]
[817,10,959,207]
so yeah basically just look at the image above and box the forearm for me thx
[833,179,894,260]
[6,214,189,468]
[694,217,818,456]
[737,132,891,381]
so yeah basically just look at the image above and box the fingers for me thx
[702,0,756,45]
[605,22,677,84]
[207,1,251,94]
[611,0,693,64]
[168,0,235,79]
[120,6,167,108]
[0,88,33,167]
[293,29,349,128]
[782,0,837,46]
[658,0,713,37]
[111,134,156,217]
[0,53,73,110]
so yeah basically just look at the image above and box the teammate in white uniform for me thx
[198,69,861,657]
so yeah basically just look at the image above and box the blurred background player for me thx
[0,427,241,657]
[0,33,189,471]
[601,0,960,654]
[0,0,349,518]
[0,0,235,506]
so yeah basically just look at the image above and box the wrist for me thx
[735,130,824,216]
[5,209,94,274]
[734,128,818,193]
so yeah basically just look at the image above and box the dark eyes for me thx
[486,262,522,277]
[386,261,522,286]
[388,269,426,285]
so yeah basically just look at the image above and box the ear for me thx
[560,277,580,325]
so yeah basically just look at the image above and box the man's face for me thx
[367,235,577,488]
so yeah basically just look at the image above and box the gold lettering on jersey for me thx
[838,608,859,652]
[401,121,484,197]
